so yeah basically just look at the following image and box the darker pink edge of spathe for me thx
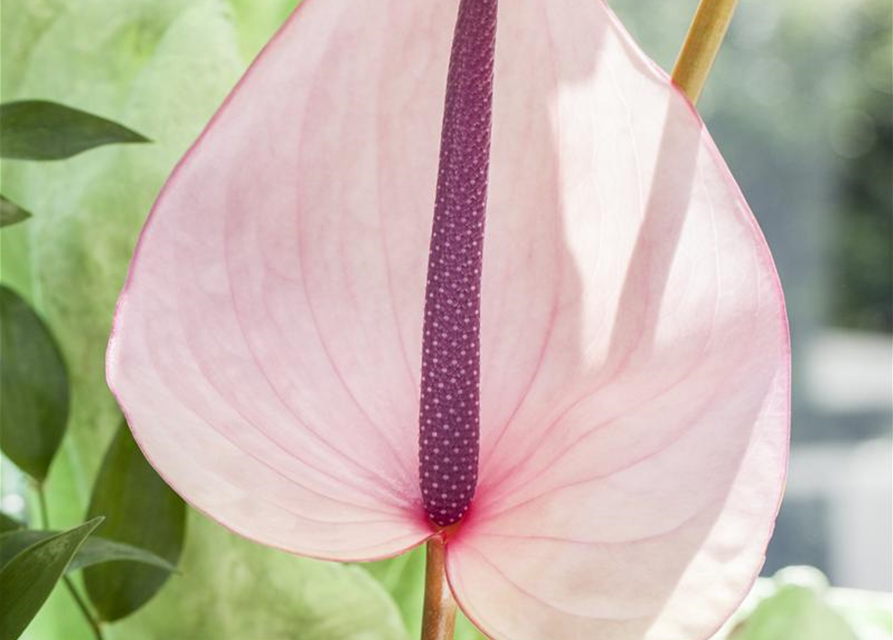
[106,0,790,608]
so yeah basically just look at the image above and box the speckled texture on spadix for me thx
[419,0,497,527]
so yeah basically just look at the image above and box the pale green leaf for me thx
[728,568,861,640]
[108,511,410,640]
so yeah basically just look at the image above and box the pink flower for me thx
[107,1,790,638]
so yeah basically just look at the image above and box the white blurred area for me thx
[782,331,893,591]
[785,440,892,590]
[763,328,892,592]
[806,331,893,416]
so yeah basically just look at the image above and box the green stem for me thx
[35,486,51,529]
[61,576,106,640]
[35,484,106,640]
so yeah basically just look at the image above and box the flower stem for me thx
[35,484,106,640]
[672,0,740,103]
[421,537,457,640]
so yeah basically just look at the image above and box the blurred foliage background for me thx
[0,0,890,639]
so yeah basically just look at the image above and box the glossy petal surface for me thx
[108,0,789,635]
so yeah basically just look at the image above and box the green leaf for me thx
[69,536,179,574]
[0,100,149,161]
[109,511,410,640]
[0,284,69,482]
[729,583,860,640]
[830,587,893,638]
[83,422,186,621]
[0,517,103,640]
[0,513,25,533]
[0,195,32,228]
[0,530,178,574]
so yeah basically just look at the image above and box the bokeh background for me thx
[1,0,891,638]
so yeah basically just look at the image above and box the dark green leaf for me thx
[0,195,31,228]
[0,517,102,640]
[0,530,178,573]
[71,536,179,574]
[0,100,149,160]
[0,513,25,533]
[84,422,186,621]
[0,285,69,481]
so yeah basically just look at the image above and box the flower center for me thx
[418,0,498,528]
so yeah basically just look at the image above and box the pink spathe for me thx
[107,1,790,639]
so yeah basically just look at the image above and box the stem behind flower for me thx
[672,0,740,103]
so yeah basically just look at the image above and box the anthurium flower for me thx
[107,0,790,639]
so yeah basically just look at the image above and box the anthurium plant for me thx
[105,1,789,639]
